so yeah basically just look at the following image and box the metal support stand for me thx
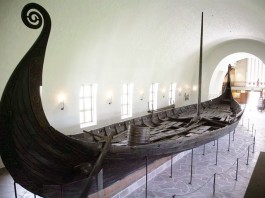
[233,129,235,141]
[248,119,250,131]
[213,173,216,195]
[14,182,17,198]
[252,143,255,153]
[189,148,193,184]
[202,144,205,156]
[215,139,219,165]
[34,195,36,198]
[228,132,231,152]
[254,130,256,144]
[246,146,250,165]
[97,169,104,198]
[213,140,215,146]
[170,155,173,178]
[251,124,254,137]
[235,158,239,181]
[145,156,148,198]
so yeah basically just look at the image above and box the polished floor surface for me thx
[0,107,264,198]
[124,107,265,198]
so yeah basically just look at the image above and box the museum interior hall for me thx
[1,0,265,197]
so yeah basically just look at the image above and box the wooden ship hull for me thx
[0,3,243,198]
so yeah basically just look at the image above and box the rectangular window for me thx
[149,83,159,110]
[169,83,176,105]
[79,84,97,128]
[121,83,133,119]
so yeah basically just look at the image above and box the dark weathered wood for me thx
[197,12,203,117]
[0,3,102,197]
[0,4,244,197]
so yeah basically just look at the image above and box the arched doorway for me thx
[209,52,265,113]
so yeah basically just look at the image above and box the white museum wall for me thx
[1,0,265,168]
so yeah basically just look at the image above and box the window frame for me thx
[169,83,176,105]
[79,84,97,128]
[149,83,159,111]
[121,83,133,119]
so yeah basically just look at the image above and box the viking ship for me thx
[0,3,243,198]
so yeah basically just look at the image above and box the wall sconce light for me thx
[192,86,197,91]
[140,91,144,101]
[58,94,65,110]
[161,88,166,98]
[178,87,182,96]
[184,93,189,101]
[107,92,113,104]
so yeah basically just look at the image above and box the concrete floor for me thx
[0,106,264,198]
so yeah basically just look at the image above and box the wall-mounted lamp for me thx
[192,85,197,91]
[58,94,65,110]
[107,92,113,104]
[178,87,182,96]
[161,88,166,98]
[184,93,189,101]
[140,91,144,101]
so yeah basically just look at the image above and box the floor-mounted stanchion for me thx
[248,119,250,131]
[246,145,250,165]
[97,169,104,198]
[213,140,215,146]
[169,155,173,178]
[14,182,17,198]
[202,144,205,156]
[228,132,231,152]
[34,195,36,198]
[215,139,219,165]
[252,143,255,153]
[189,148,194,184]
[233,129,235,141]
[145,156,148,198]
[235,158,239,181]
[254,130,256,144]
[213,173,216,195]
[251,124,254,137]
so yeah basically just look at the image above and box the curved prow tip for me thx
[222,64,233,99]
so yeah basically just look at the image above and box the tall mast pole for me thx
[197,12,203,117]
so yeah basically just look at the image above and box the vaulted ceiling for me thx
[1,0,265,133]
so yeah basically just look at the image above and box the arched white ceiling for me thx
[1,1,265,133]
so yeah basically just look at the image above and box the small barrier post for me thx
[246,146,250,165]
[189,148,194,184]
[235,158,239,181]
[213,173,216,195]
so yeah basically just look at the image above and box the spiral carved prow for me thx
[21,3,51,30]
